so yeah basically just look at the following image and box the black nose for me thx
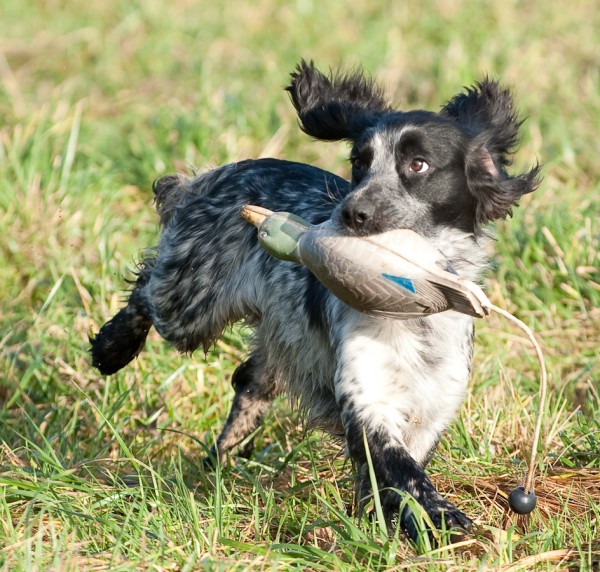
[340,196,375,233]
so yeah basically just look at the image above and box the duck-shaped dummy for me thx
[241,204,492,320]
[241,204,547,517]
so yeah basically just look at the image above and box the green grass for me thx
[1,0,598,569]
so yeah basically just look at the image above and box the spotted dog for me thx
[91,60,540,540]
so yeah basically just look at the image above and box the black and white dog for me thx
[91,61,540,539]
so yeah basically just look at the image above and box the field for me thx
[0,0,598,569]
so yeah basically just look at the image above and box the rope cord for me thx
[489,304,548,494]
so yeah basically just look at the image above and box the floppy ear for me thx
[442,79,541,222]
[465,142,541,223]
[286,60,391,141]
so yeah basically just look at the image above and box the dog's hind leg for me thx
[206,355,276,465]
[90,262,154,375]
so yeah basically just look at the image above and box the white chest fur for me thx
[334,309,473,464]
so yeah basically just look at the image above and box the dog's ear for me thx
[465,144,541,223]
[286,60,391,141]
[442,79,541,223]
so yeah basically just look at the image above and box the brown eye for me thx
[350,156,365,171]
[409,158,430,173]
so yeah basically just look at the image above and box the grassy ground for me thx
[1,0,598,569]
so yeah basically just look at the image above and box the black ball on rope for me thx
[508,486,537,514]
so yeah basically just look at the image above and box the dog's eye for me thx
[409,159,430,173]
[350,156,366,171]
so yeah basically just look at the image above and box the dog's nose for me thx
[340,197,375,233]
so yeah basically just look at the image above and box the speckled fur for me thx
[90,61,540,541]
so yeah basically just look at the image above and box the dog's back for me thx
[91,159,348,373]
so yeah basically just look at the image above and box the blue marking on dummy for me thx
[382,274,416,293]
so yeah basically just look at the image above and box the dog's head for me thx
[286,60,541,237]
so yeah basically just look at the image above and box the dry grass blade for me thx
[500,544,600,571]
[434,468,600,521]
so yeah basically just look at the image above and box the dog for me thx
[90,60,540,541]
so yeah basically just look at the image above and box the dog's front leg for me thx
[342,412,472,539]
[334,321,472,540]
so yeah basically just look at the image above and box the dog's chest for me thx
[334,311,473,450]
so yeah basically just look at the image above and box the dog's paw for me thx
[400,499,473,546]
[430,500,473,532]
[423,495,473,537]
[202,447,219,470]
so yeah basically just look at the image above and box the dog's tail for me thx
[91,174,195,375]
[153,174,195,227]
[90,271,153,375]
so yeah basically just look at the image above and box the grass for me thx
[0,0,598,569]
